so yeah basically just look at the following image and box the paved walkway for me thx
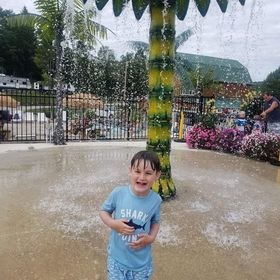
[0,140,188,154]
[1,142,280,280]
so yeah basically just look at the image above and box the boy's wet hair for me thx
[131,150,161,172]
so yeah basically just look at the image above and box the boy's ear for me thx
[156,171,161,180]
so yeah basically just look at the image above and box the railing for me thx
[0,88,56,142]
[0,88,211,143]
[172,95,213,141]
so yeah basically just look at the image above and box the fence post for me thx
[198,95,203,114]
[65,93,68,142]
[127,104,131,140]
[178,111,185,140]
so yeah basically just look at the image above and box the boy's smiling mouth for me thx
[136,181,147,187]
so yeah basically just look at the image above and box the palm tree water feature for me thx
[83,0,247,199]
[0,143,280,279]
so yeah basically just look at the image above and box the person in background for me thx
[100,150,162,280]
[252,115,265,133]
[260,92,280,134]
[235,111,247,132]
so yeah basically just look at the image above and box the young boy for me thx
[100,150,162,280]
[252,115,264,133]
[235,111,247,132]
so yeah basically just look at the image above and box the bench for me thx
[15,134,36,141]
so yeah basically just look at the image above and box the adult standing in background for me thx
[260,92,280,134]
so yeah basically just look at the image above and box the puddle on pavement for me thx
[0,146,280,279]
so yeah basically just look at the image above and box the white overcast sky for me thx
[0,0,279,82]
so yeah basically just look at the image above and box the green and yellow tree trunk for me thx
[147,0,176,199]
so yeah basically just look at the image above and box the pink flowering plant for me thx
[217,128,245,153]
[241,132,280,160]
[186,101,222,150]
[186,124,220,150]
[186,101,280,161]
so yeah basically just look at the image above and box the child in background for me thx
[252,115,264,132]
[235,111,247,132]
[100,150,162,280]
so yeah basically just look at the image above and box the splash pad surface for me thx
[0,142,279,279]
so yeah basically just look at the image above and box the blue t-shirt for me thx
[235,118,247,131]
[101,186,162,271]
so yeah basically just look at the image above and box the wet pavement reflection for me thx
[0,145,279,279]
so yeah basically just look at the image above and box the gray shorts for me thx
[267,122,280,134]
[107,256,153,280]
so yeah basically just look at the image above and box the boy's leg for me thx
[132,263,153,280]
[107,256,153,280]
[107,256,125,280]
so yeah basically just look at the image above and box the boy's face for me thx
[129,159,161,196]
[238,111,245,118]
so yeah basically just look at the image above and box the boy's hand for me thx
[128,233,154,250]
[112,219,134,235]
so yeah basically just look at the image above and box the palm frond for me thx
[34,0,60,19]
[113,0,129,17]
[85,19,108,41]
[73,12,107,46]
[6,13,46,28]
[194,0,211,17]
[176,0,190,20]
[216,0,228,13]
[127,41,149,52]
[175,29,193,50]
[96,0,110,11]
[74,0,85,11]
[132,0,149,20]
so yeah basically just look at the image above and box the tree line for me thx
[0,5,279,100]
[0,7,41,80]
[0,6,148,99]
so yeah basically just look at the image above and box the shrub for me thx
[198,113,219,129]
[241,132,280,160]
[198,98,219,129]
[217,128,245,153]
[240,90,263,118]
[186,125,220,150]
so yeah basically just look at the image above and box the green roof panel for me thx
[176,52,252,85]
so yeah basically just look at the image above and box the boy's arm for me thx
[129,223,160,250]
[148,222,160,242]
[99,210,134,235]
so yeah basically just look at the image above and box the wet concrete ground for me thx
[0,142,280,279]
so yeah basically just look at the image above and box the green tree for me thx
[261,66,280,99]
[83,0,247,199]
[62,45,126,99]
[0,7,41,79]
[62,44,94,92]
[187,67,217,95]
[93,46,121,98]
[7,0,108,145]
[120,50,148,99]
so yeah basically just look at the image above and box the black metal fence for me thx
[0,88,211,143]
